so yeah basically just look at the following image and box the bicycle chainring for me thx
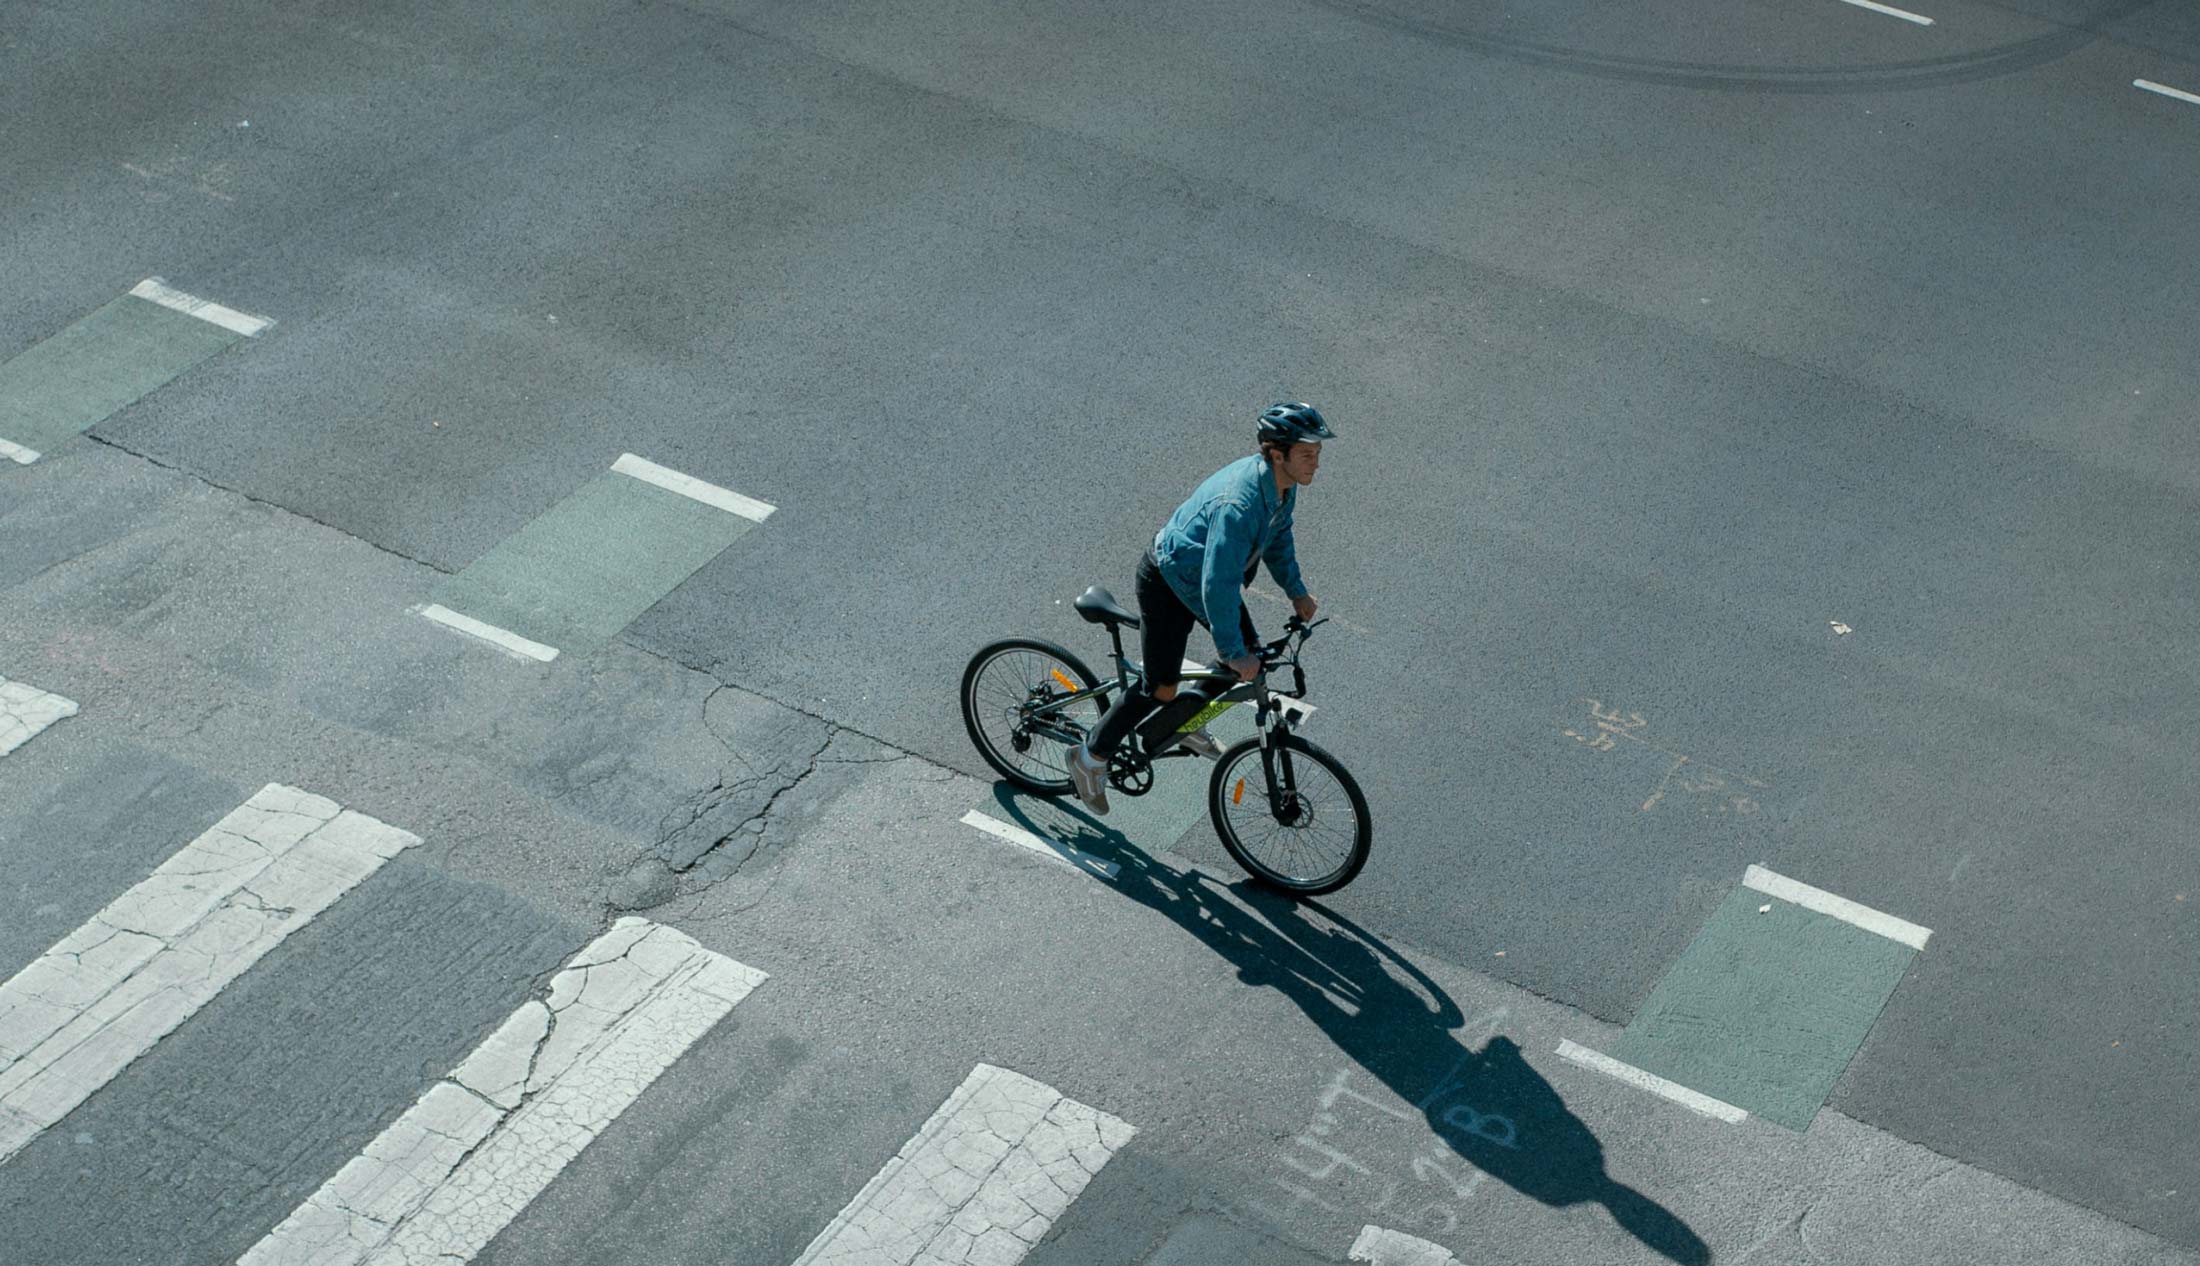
[1107,749,1154,796]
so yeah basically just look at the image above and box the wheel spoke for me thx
[1214,742,1364,889]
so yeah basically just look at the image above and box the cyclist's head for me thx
[1257,401,1334,465]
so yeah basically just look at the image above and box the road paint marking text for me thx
[1743,864,1932,949]
[791,1063,1133,1266]
[241,919,763,1266]
[1562,698,1769,815]
[0,786,416,1162]
[1555,1040,1749,1123]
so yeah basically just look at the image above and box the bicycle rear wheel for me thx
[1209,733,1371,896]
[960,638,1105,794]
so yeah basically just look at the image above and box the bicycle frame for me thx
[1019,620,1320,819]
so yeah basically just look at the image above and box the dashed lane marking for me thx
[961,810,1121,879]
[1743,864,1933,950]
[2136,79,2200,107]
[0,786,417,1163]
[0,437,38,465]
[610,452,776,521]
[791,1063,1134,1266]
[1836,0,1933,23]
[0,675,78,757]
[1350,1225,1461,1265]
[414,602,561,662]
[239,918,765,1266]
[1554,1039,1751,1124]
[125,278,274,338]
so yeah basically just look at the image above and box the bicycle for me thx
[959,585,1372,896]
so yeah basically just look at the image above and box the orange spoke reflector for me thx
[1233,778,1246,805]
[1050,669,1078,691]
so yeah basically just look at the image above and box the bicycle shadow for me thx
[983,784,1711,1265]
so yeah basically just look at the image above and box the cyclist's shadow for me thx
[985,785,1711,1266]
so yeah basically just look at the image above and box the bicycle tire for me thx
[960,637,1106,794]
[1208,732,1371,896]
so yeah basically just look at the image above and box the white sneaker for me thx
[1066,744,1111,815]
[1178,728,1225,759]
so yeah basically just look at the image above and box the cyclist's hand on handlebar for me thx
[1292,593,1319,623]
[1225,654,1261,681]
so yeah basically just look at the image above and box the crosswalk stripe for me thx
[0,675,79,757]
[239,918,765,1266]
[792,1063,1134,1266]
[1349,1225,1459,1265]
[0,785,418,1163]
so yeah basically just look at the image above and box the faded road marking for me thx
[962,809,1121,879]
[1555,1040,1749,1124]
[127,278,272,337]
[793,1063,1134,1266]
[1351,1225,1460,1265]
[0,675,78,757]
[240,918,764,1266]
[415,602,560,662]
[0,786,416,1162]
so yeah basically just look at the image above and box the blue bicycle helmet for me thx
[1257,402,1336,446]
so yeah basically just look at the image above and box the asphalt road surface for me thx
[3,1,2197,1263]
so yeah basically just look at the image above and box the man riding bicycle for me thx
[1068,402,1333,814]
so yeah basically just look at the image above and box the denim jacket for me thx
[1151,455,1309,661]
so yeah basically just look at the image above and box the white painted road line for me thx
[241,918,764,1266]
[961,810,1121,879]
[1350,1224,1460,1265]
[0,786,417,1163]
[1743,864,1933,950]
[1555,1039,1750,1124]
[0,676,78,757]
[127,277,274,338]
[415,602,560,662]
[1836,0,1933,24]
[0,437,38,465]
[793,1063,1135,1266]
[2136,79,2200,107]
[611,453,777,522]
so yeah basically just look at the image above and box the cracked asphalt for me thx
[5,0,2200,1263]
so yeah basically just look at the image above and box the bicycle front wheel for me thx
[1209,733,1371,896]
[960,637,1105,794]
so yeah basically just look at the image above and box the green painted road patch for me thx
[428,455,770,658]
[1608,879,1922,1130]
[0,280,266,462]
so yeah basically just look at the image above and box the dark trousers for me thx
[1088,552,1258,757]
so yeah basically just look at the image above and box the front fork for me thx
[1253,697,1303,824]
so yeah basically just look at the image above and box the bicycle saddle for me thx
[1073,586,1141,630]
